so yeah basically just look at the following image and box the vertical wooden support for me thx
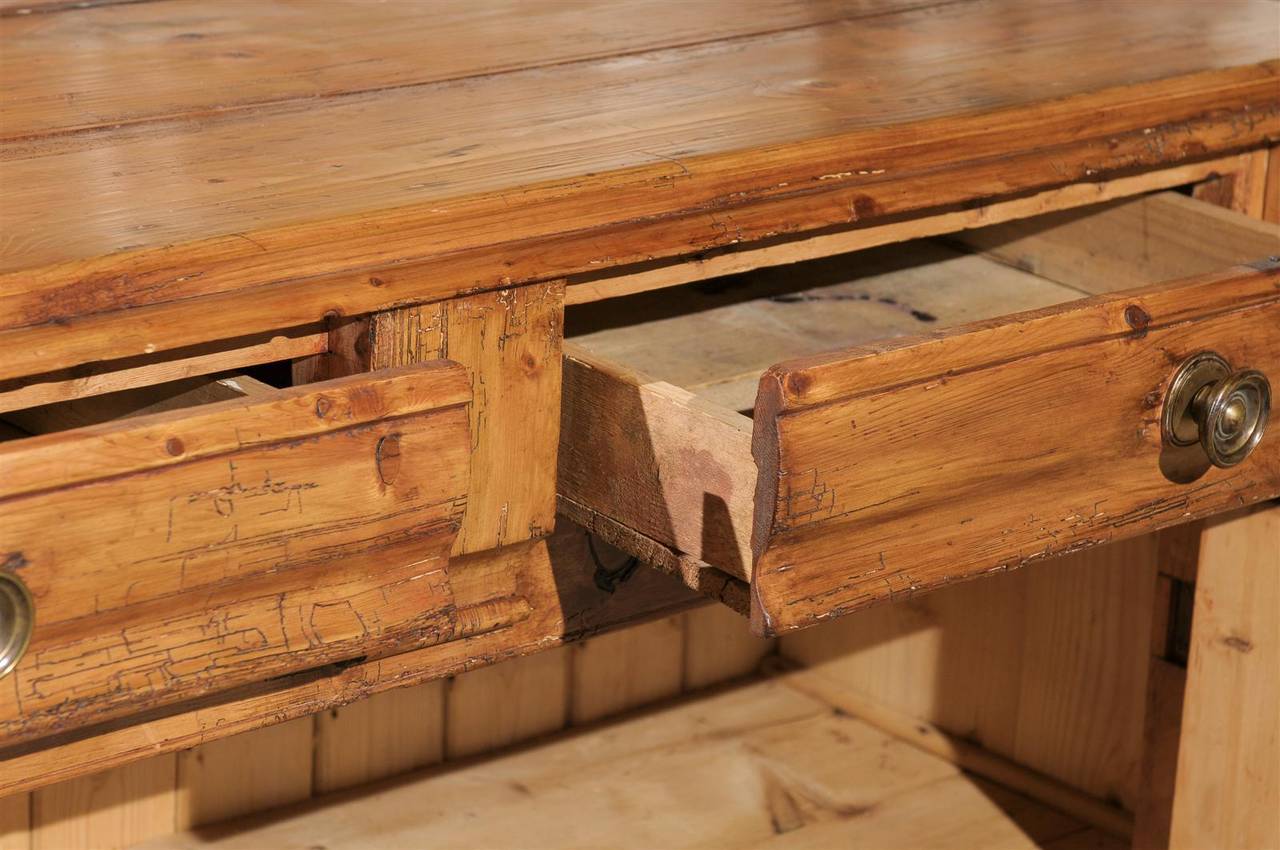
[31,756,175,850]
[1167,506,1279,850]
[297,282,565,555]
[176,719,313,829]
[298,282,566,782]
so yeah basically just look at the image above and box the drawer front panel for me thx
[0,362,471,744]
[751,264,1280,634]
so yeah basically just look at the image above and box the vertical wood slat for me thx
[445,647,571,760]
[31,755,176,850]
[1168,506,1279,850]
[365,282,565,555]
[570,617,685,725]
[780,535,1159,812]
[175,718,313,830]
[0,795,29,850]
[303,283,566,782]
[313,683,446,795]
[683,605,775,691]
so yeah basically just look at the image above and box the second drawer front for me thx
[751,264,1280,633]
[0,363,471,745]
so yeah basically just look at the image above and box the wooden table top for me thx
[1,0,1277,376]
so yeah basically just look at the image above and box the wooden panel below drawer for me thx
[0,363,471,744]
[752,263,1280,633]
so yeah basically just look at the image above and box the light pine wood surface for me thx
[1,2,1277,378]
[1168,507,1280,850]
[132,674,1123,850]
[782,535,1158,815]
[0,526,769,849]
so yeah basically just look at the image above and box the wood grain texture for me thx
[777,666,1133,839]
[444,647,570,760]
[0,0,925,138]
[1,2,1276,377]
[570,617,684,725]
[752,263,1280,633]
[176,718,312,829]
[300,283,564,555]
[0,795,28,850]
[1265,146,1280,224]
[1169,506,1280,850]
[562,244,1092,590]
[313,682,445,795]
[32,755,174,850]
[1191,149,1270,218]
[0,330,327,415]
[0,363,471,743]
[781,534,1157,814]
[683,606,774,691]
[954,192,1280,296]
[136,676,1102,850]
[560,346,757,578]
[0,523,702,797]
[1131,522,1202,850]
[563,153,1257,307]
[569,240,1086,413]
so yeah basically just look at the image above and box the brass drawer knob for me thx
[1163,352,1271,468]
[0,572,34,679]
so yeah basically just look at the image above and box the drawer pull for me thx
[0,573,34,679]
[1163,352,1271,468]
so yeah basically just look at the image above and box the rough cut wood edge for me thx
[563,153,1264,305]
[750,263,1280,634]
[557,495,750,616]
[0,360,470,499]
[559,344,756,578]
[1,70,1276,382]
[770,662,1135,840]
[0,329,327,414]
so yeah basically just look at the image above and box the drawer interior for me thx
[559,191,1280,632]
[567,240,1091,417]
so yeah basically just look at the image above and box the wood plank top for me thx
[1,0,1277,372]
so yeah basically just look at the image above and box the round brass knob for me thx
[0,573,34,679]
[1162,352,1271,469]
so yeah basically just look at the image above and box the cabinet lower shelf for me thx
[141,672,1125,850]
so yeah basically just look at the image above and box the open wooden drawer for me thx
[560,192,1280,635]
[0,362,471,746]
